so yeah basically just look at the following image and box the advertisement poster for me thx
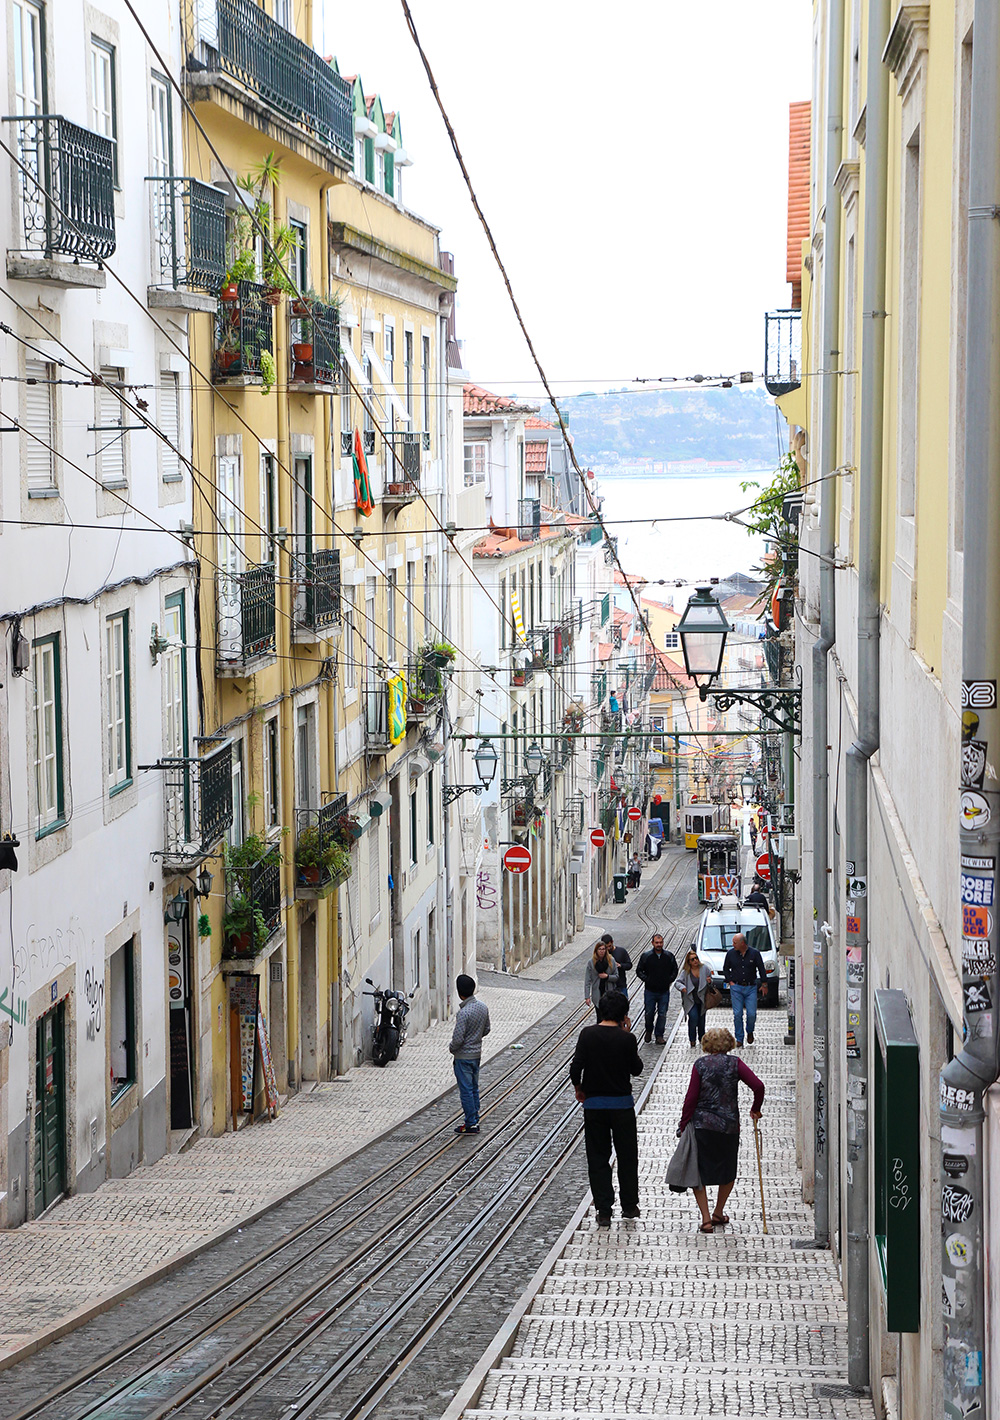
[256,1000,279,1119]
[230,974,259,1114]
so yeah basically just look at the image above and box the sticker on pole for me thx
[627,806,642,822]
[963,680,997,710]
[589,828,606,849]
[503,845,532,874]
[848,876,867,899]
[755,854,771,881]
[961,791,991,830]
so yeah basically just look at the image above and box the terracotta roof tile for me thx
[525,440,548,474]
[524,416,555,429]
[597,642,614,661]
[463,383,540,417]
[787,100,811,299]
[471,522,567,558]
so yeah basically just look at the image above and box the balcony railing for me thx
[364,684,393,753]
[294,547,340,634]
[162,742,234,865]
[518,498,541,542]
[290,298,342,387]
[294,793,350,897]
[225,845,282,956]
[600,593,610,626]
[217,562,276,671]
[214,281,273,380]
[592,670,608,706]
[764,308,802,396]
[3,114,116,261]
[384,431,421,503]
[407,656,443,718]
[147,176,226,292]
[209,0,353,161]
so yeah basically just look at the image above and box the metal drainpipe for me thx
[940,3,1000,1414]
[812,0,845,1251]
[844,0,889,1388]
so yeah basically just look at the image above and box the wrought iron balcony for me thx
[384,431,421,506]
[407,656,443,720]
[208,0,353,161]
[161,742,234,867]
[3,114,115,262]
[213,281,273,380]
[147,176,226,293]
[518,498,541,542]
[294,793,351,899]
[290,298,342,388]
[364,683,393,753]
[216,562,276,672]
[224,844,282,956]
[764,308,802,396]
[294,547,340,637]
[592,670,608,706]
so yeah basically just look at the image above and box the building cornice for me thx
[835,159,861,214]
[328,222,458,294]
[883,5,930,105]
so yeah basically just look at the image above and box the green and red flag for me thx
[353,428,374,517]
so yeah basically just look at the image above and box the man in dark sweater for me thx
[723,932,768,1046]
[570,990,644,1225]
[601,932,633,1002]
[635,932,679,1043]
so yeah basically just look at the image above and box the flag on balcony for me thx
[510,589,526,643]
[353,428,374,517]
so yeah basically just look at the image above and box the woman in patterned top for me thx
[678,1026,765,1232]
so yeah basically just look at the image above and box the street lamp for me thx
[196,867,214,899]
[473,739,498,788]
[164,889,188,925]
[524,741,546,778]
[676,585,731,696]
[740,773,756,802]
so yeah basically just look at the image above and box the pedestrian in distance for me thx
[635,932,678,1043]
[676,947,711,1047]
[570,989,643,1226]
[449,974,491,1134]
[677,1026,765,1232]
[627,853,642,890]
[584,940,620,1019]
[723,931,769,1046]
[749,818,758,853]
[744,879,776,919]
[601,931,634,1003]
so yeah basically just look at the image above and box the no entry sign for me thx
[504,845,532,874]
[590,828,606,849]
[755,853,771,881]
[627,807,643,822]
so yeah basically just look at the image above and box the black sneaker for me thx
[596,1213,612,1228]
[747,1032,755,1044]
[455,1124,480,1135]
[643,1030,652,1043]
[622,1206,641,1219]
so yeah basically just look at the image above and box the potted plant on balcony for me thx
[333,811,363,847]
[223,895,268,956]
[295,824,350,887]
[426,640,456,670]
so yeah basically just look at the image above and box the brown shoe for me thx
[747,1032,755,1044]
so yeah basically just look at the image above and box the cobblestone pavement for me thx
[0,982,560,1359]
[455,1004,875,1420]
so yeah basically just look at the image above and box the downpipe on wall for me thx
[844,0,890,1390]
[812,0,845,1251]
[940,3,1000,1416]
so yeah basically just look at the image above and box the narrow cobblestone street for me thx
[449,1006,873,1420]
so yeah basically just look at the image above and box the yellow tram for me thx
[682,801,730,851]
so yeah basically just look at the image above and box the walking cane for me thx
[752,1116,768,1234]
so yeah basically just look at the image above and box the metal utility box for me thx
[873,988,920,1333]
[613,873,627,904]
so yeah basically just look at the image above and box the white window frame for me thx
[159,370,181,482]
[464,442,487,487]
[343,584,357,692]
[32,634,62,831]
[105,611,130,792]
[263,714,280,830]
[13,2,44,118]
[89,36,118,185]
[24,357,56,495]
[664,631,680,651]
[97,367,127,488]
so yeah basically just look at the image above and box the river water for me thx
[593,470,771,599]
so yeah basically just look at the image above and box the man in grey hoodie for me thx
[449,974,491,1134]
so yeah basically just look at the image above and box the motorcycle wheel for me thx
[373,1026,399,1067]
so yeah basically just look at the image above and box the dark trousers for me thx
[583,1106,639,1214]
[687,1003,707,1043]
[644,988,670,1040]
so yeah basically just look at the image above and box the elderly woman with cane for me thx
[677,1026,765,1232]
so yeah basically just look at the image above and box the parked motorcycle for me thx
[364,978,413,1066]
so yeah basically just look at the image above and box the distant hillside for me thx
[557,386,779,465]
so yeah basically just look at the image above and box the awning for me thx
[341,339,372,393]
[365,342,411,424]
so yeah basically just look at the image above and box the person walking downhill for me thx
[584,939,620,1020]
[449,975,491,1134]
[677,947,711,1048]
[677,1026,765,1232]
[635,932,678,1044]
[724,932,768,1046]
[570,989,643,1226]
[749,818,758,854]
[602,932,634,1003]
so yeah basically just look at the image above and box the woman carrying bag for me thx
[676,947,713,1047]
[584,940,620,1020]
[675,1026,764,1232]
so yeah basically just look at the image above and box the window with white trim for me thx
[422,335,431,433]
[32,633,64,832]
[105,611,131,791]
[664,631,680,651]
[464,442,486,487]
[263,715,280,829]
[159,371,181,482]
[23,357,56,495]
[384,325,395,431]
[404,331,413,420]
[90,37,118,185]
[369,821,381,927]
[13,2,44,117]
[343,585,357,691]
[97,369,127,488]
[406,562,415,657]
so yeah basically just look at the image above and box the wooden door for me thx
[33,1002,66,1214]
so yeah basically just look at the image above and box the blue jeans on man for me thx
[644,989,670,1042]
[730,982,758,1044]
[453,1058,482,1128]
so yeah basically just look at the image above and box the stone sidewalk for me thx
[0,982,561,1361]
[448,1004,875,1419]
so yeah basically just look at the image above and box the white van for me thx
[693,896,781,1006]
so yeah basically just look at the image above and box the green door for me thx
[33,1002,66,1215]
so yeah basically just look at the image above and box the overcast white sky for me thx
[321,1,812,396]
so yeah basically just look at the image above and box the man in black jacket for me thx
[635,932,678,1043]
[723,931,768,1045]
[601,932,633,1002]
[570,990,643,1225]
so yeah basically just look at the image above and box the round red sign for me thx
[503,845,532,874]
[590,828,606,849]
[755,853,771,881]
[627,807,643,822]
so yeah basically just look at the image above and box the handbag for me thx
[666,1122,703,1193]
[704,983,723,1011]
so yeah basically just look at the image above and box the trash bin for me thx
[613,872,628,904]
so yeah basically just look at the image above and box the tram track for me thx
[3,847,702,1420]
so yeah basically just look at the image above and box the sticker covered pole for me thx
[940,1,1000,1413]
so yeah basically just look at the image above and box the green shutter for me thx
[364,137,374,185]
[874,988,920,1332]
[384,153,394,197]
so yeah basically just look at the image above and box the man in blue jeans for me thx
[723,932,769,1045]
[635,933,678,1043]
[449,974,491,1134]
